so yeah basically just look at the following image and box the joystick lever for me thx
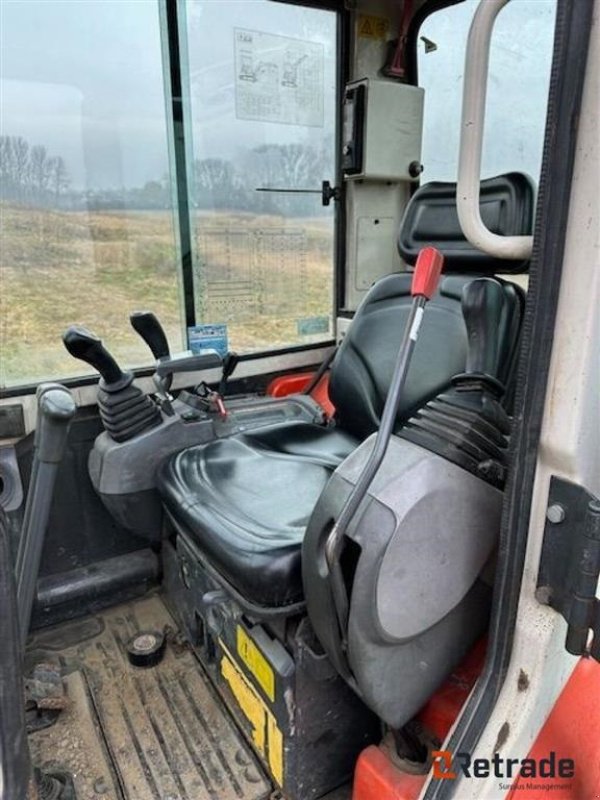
[218,351,240,397]
[459,278,507,392]
[62,325,161,441]
[130,311,170,360]
[63,325,130,389]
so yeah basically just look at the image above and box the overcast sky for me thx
[418,0,555,182]
[1,0,337,191]
[1,0,553,192]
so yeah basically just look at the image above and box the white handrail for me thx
[457,0,534,260]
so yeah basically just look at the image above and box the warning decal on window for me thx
[234,28,324,127]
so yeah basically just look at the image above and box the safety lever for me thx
[325,246,445,661]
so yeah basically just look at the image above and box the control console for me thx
[63,315,326,539]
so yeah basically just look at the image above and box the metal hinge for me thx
[536,476,600,662]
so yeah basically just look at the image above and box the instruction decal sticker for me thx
[234,28,324,127]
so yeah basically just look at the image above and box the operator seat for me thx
[157,173,533,610]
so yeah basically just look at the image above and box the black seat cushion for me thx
[158,422,358,607]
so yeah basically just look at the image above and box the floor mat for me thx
[27,593,271,800]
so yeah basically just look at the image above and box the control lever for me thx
[325,246,445,645]
[63,325,130,389]
[62,326,161,441]
[15,384,76,647]
[130,311,170,360]
[129,310,175,409]
[218,351,240,397]
[459,278,506,392]
[194,382,228,419]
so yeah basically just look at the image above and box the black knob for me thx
[62,326,126,386]
[222,351,239,380]
[130,311,170,360]
[461,279,506,379]
[218,351,240,396]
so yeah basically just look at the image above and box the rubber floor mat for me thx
[27,593,271,800]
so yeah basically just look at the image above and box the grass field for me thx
[0,204,333,387]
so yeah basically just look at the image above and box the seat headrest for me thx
[398,172,535,274]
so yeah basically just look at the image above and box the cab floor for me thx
[26,594,278,800]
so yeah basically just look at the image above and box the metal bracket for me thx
[536,476,600,661]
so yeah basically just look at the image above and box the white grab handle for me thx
[457,0,534,260]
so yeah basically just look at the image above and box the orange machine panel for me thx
[352,639,487,800]
[508,657,600,800]
[266,372,335,417]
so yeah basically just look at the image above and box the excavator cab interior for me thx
[1,0,597,799]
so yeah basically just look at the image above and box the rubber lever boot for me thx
[130,311,170,360]
[400,277,511,489]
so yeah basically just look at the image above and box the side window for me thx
[418,0,556,184]
[180,0,338,353]
[0,0,183,388]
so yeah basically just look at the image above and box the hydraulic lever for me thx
[218,351,240,397]
[63,325,130,389]
[325,246,445,650]
[130,311,171,361]
[62,326,161,440]
[129,311,175,412]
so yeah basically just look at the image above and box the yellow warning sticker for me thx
[221,651,266,753]
[267,713,283,785]
[236,625,275,702]
[220,641,284,786]
[357,14,389,41]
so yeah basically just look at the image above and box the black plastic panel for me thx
[0,404,26,439]
[398,172,534,274]
[13,409,149,578]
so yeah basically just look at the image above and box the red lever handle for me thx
[411,246,444,299]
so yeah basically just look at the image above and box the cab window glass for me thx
[418,0,556,183]
[181,0,338,353]
[0,0,183,387]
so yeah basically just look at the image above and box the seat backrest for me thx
[329,172,533,440]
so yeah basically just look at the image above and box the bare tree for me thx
[0,136,15,193]
[30,145,51,200]
[12,137,30,201]
[48,156,70,201]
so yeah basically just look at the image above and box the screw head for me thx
[546,503,566,524]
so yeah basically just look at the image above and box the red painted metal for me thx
[507,657,600,799]
[266,372,335,417]
[352,639,487,800]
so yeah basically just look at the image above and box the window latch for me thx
[255,180,341,207]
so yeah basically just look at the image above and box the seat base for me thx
[163,537,380,800]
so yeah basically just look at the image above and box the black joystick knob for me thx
[62,325,161,442]
[218,351,240,396]
[63,326,129,388]
[460,278,506,387]
[130,311,170,360]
